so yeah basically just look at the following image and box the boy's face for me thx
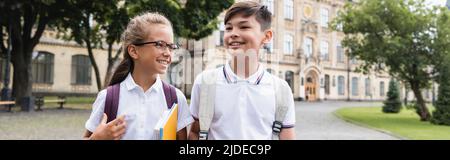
[224,14,272,55]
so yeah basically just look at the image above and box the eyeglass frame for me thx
[132,40,180,51]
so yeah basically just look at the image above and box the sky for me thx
[424,0,447,7]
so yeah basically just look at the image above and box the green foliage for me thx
[431,9,450,125]
[383,79,402,113]
[331,0,450,121]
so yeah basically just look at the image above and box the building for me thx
[447,0,450,9]
[171,0,395,101]
[0,0,436,101]
[1,29,114,97]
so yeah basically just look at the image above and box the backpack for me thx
[104,81,178,123]
[198,68,291,140]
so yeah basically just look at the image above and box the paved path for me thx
[294,101,400,140]
[0,101,401,140]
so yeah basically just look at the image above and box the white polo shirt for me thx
[85,74,193,140]
[190,63,296,140]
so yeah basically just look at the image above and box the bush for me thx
[382,79,402,113]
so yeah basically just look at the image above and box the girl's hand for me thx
[90,113,127,140]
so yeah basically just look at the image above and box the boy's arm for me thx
[279,128,295,140]
[188,120,200,140]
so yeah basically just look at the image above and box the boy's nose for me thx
[231,33,239,38]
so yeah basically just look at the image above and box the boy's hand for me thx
[90,114,127,140]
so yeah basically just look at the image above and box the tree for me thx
[58,0,234,91]
[431,8,450,126]
[332,0,447,121]
[56,0,119,91]
[383,79,402,113]
[0,0,71,109]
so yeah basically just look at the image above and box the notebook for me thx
[154,103,178,140]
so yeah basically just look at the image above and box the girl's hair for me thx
[109,12,173,86]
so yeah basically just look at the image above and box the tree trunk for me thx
[410,81,431,121]
[83,17,102,91]
[103,43,121,88]
[10,44,33,109]
[85,39,102,91]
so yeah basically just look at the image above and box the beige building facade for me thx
[0,0,437,101]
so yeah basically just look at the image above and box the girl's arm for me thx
[83,113,127,140]
[177,127,188,140]
[83,130,93,140]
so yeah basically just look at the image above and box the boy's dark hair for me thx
[224,1,272,31]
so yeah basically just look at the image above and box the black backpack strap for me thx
[162,81,178,109]
[104,83,120,123]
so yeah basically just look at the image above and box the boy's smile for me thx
[228,41,247,50]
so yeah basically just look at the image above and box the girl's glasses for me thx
[133,40,179,51]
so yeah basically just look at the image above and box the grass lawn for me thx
[335,107,450,140]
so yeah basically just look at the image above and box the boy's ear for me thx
[263,29,273,44]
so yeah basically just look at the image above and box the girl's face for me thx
[129,24,175,75]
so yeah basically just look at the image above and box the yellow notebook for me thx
[154,103,178,140]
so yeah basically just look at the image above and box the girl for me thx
[83,12,193,140]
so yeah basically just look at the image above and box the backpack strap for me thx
[104,80,178,124]
[198,69,218,140]
[105,83,120,123]
[272,77,290,140]
[162,81,178,109]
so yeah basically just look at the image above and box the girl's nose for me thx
[162,50,171,57]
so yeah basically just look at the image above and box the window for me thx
[32,51,54,84]
[351,58,358,64]
[284,34,294,55]
[337,42,344,63]
[336,11,343,31]
[216,64,224,68]
[266,68,274,74]
[332,76,336,87]
[216,23,225,46]
[304,37,313,57]
[285,71,294,92]
[321,8,329,28]
[284,0,293,20]
[365,78,371,96]
[380,81,385,97]
[352,77,359,96]
[320,41,329,61]
[0,57,5,83]
[264,41,274,53]
[325,74,330,95]
[71,55,91,85]
[262,0,275,15]
[338,76,345,95]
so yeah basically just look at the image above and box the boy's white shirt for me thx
[85,74,194,140]
[190,63,296,140]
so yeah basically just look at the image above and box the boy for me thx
[188,1,296,140]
